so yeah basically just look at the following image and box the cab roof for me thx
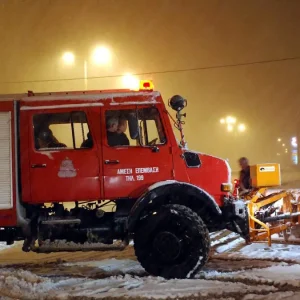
[0,89,163,110]
[0,89,160,101]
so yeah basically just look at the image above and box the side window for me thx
[33,111,93,151]
[138,107,166,146]
[105,107,166,147]
[105,109,136,147]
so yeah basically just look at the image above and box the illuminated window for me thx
[33,111,92,150]
[105,107,166,147]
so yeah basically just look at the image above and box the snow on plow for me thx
[235,163,300,246]
[245,188,300,246]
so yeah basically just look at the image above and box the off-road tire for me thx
[134,204,210,279]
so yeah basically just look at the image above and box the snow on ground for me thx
[64,258,145,275]
[0,269,54,299]
[214,235,244,253]
[228,242,300,262]
[244,292,300,300]
[202,263,300,287]
[2,191,300,299]
[1,256,300,299]
[1,238,300,299]
[0,242,13,252]
[211,232,237,247]
[55,276,278,299]
[234,264,300,287]
[0,268,279,299]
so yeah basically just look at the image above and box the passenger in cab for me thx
[117,117,130,146]
[81,132,93,148]
[37,128,66,149]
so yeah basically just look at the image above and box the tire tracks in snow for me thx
[1,230,300,299]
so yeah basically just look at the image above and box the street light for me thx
[227,124,233,132]
[92,46,111,65]
[226,116,236,124]
[62,52,75,65]
[122,73,139,90]
[61,46,112,90]
[238,124,246,132]
[220,115,246,133]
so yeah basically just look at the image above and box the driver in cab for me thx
[106,117,129,146]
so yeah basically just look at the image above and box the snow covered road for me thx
[1,231,300,300]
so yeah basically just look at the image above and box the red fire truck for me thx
[0,81,248,279]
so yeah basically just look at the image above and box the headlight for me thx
[221,183,232,192]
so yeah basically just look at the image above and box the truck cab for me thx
[0,81,249,279]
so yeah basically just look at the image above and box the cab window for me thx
[33,111,92,150]
[105,107,166,147]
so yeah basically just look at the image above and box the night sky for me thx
[1,0,300,169]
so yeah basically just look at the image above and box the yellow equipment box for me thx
[250,163,281,188]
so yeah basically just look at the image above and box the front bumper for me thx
[222,197,250,242]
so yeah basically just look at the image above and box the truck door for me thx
[23,109,101,203]
[102,105,174,199]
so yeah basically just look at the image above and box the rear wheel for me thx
[134,204,210,279]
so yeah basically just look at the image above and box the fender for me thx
[127,180,222,233]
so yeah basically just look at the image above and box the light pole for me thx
[61,46,112,90]
[83,60,88,90]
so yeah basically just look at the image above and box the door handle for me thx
[104,160,120,165]
[31,164,47,168]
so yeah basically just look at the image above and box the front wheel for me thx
[134,204,210,279]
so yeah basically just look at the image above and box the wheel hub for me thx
[153,231,181,262]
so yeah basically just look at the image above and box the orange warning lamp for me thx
[139,80,154,91]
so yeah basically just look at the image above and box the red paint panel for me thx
[22,108,102,204]
[101,104,174,199]
[29,151,101,203]
[102,146,173,199]
[185,154,230,206]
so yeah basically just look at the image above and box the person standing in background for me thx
[238,157,252,195]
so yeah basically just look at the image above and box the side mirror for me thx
[127,114,139,139]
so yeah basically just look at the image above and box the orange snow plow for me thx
[237,164,300,246]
